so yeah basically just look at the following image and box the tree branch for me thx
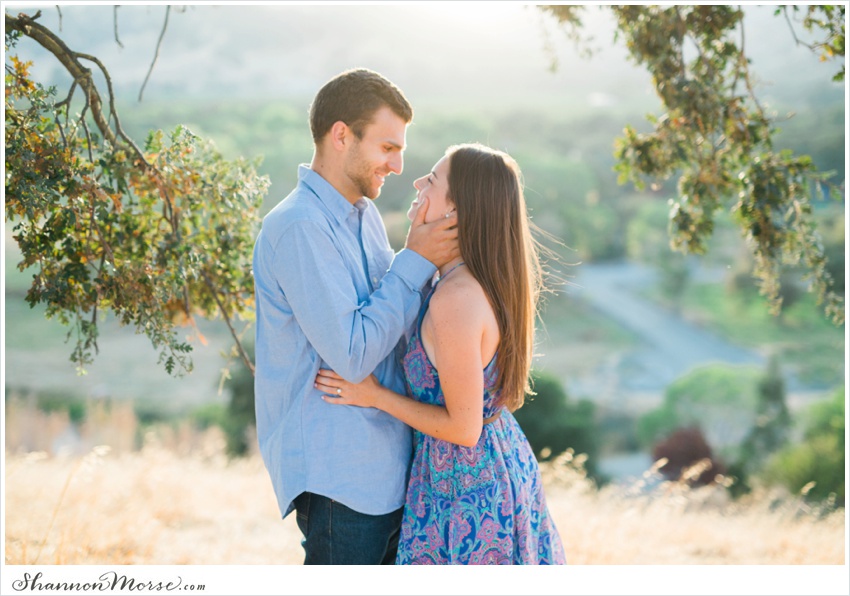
[7,8,184,279]
[113,6,124,49]
[75,52,148,165]
[201,271,256,376]
[781,6,816,51]
[4,11,150,167]
[78,96,95,163]
[138,5,170,102]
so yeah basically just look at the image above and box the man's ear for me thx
[330,120,349,152]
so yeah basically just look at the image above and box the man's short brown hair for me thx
[309,68,413,143]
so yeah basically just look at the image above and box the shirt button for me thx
[372,277,378,284]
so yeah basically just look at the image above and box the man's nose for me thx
[388,152,403,175]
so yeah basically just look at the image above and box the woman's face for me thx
[408,155,452,223]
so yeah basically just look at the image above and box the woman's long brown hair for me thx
[446,143,543,412]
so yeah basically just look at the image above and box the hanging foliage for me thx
[5,13,270,375]
[540,5,845,325]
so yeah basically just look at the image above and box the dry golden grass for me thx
[5,445,846,566]
[5,436,303,565]
[541,456,846,565]
[3,403,846,566]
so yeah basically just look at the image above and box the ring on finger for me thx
[336,388,342,395]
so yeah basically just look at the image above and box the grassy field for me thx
[7,445,846,567]
[4,402,846,568]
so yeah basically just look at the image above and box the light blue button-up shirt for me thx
[253,165,436,518]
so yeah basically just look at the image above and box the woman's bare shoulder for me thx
[428,270,493,328]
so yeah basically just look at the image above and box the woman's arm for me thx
[315,369,481,447]
[316,275,493,448]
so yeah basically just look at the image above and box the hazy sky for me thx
[7,2,842,111]
[8,3,636,103]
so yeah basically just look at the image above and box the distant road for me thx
[568,261,765,394]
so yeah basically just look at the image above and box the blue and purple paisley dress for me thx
[395,287,566,565]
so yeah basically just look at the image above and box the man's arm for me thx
[272,220,433,383]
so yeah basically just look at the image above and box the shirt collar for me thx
[298,164,368,224]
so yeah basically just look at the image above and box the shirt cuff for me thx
[390,249,437,291]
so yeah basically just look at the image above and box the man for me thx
[252,68,458,565]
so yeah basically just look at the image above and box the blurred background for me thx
[4,3,846,509]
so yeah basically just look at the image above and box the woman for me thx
[315,143,566,565]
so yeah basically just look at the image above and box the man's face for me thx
[342,106,407,201]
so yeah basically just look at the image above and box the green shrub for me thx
[761,386,845,502]
[637,364,761,457]
[217,344,256,457]
[737,356,791,469]
[595,407,641,453]
[33,388,87,424]
[724,356,792,497]
[132,399,177,427]
[513,370,598,474]
[191,402,228,431]
[636,407,679,449]
[762,434,845,502]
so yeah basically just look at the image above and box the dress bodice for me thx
[401,285,502,419]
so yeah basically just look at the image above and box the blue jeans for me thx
[293,492,403,565]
